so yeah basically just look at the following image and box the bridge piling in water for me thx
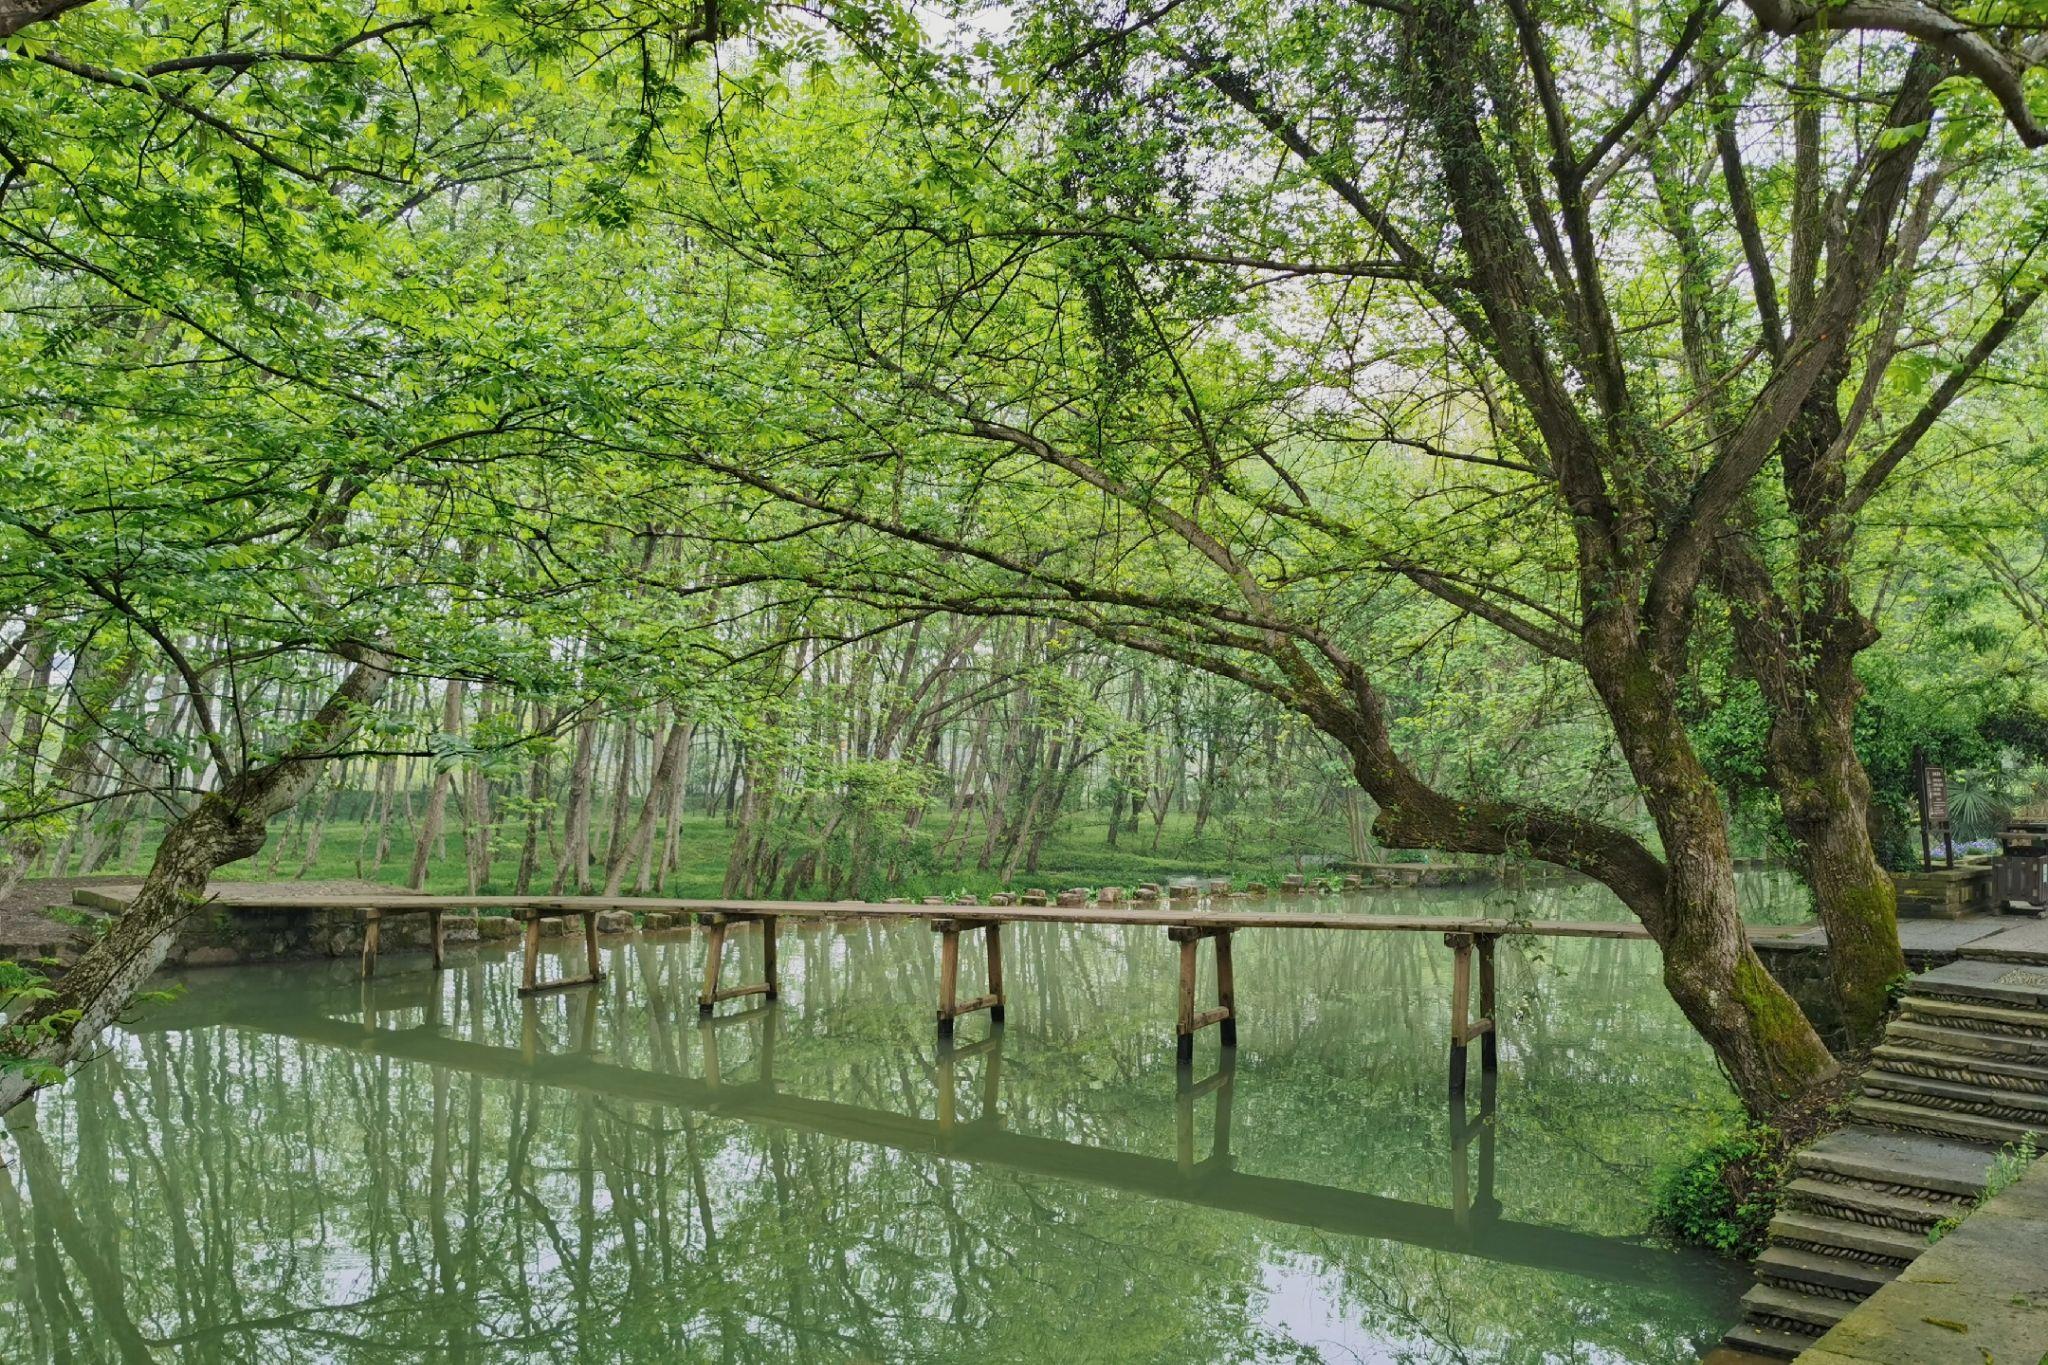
[933,918,1005,1037]
[1445,932,1500,1096]
[695,911,778,1013]
[517,906,605,996]
[1168,924,1237,1064]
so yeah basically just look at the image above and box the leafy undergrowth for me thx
[1653,1123,1789,1257]
[1654,1080,1847,1259]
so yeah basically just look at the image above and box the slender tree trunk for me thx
[515,706,553,896]
[551,711,599,894]
[464,689,496,893]
[408,679,464,891]
[607,718,688,897]
[600,720,637,878]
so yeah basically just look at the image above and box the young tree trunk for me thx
[0,655,390,1117]
[607,718,688,896]
[551,711,599,894]
[600,720,637,878]
[463,689,497,893]
[292,780,342,878]
[408,679,464,891]
[514,705,553,896]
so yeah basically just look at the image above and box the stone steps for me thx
[1754,1243,1898,1300]
[1788,1125,1996,1199]
[1764,1208,1927,1265]
[1886,1016,2048,1062]
[1729,934,2048,1356]
[1779,1175,1952,1234]
[1720,1319,1825,1360]
[1739,1280,1849,1337]
[1872,1040,2048,1094]
[1898,992,2048,1040]
[1912,957,2048,1009]
[1860,1069,2048,1128]
[1848,1094,2045,1146]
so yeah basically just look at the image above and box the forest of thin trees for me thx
[0,612,1394,904]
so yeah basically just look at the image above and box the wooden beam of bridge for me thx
[79,885,1814,946]
[221,1007,1691,1292]
[80,885,1683,938]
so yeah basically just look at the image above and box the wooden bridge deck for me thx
[82,884,1810,1090]
[79,885,1667,937]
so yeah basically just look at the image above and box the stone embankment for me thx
[1727,920,2048,1357]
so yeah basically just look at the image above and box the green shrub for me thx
[1653,1124,1787,1258]
[1929,1132,2038,1244]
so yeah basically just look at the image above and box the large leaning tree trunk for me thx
[0,651,390,1117]
[1300,627,1838,1118]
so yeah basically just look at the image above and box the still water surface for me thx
[2,880,1802,1362]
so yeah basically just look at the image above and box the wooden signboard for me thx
[1917,750,1953,870]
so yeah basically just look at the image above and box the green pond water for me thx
[1,877,1811,1362]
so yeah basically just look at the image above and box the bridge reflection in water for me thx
[6,924,1753,1362]
[214,964,1686,1293]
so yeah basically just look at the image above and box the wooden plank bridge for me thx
[82,885,1808,1093]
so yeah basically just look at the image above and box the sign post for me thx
[1916,748,1952,871]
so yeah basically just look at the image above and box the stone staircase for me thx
[1724,926,2048,1357]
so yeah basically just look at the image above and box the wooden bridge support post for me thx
[1170,925,1238,1064]
[933,919,1005,1037]
[1477,933,1497,1072]
[697,912,779,1014]
[1445,932,1500,1096]
[519,907,608,997]
[699,916,727,1008]
[521,913,542,994]
[431,906,445,972]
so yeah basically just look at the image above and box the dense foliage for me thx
[6,0,2048,1120]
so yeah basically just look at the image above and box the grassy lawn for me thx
[162,808,1383,901]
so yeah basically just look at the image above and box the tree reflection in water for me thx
[1,897,1753,1362]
